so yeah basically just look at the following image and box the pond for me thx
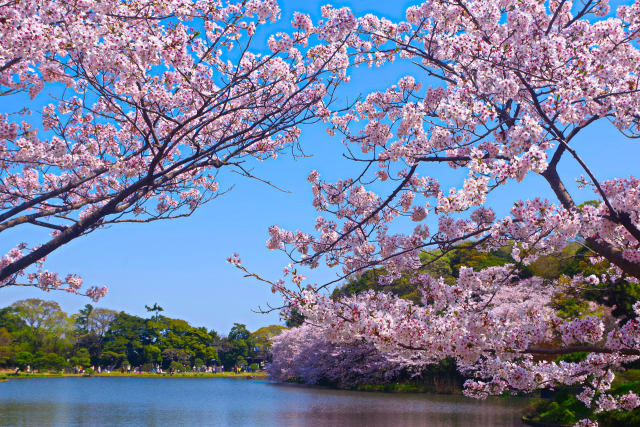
[0,377,527,426]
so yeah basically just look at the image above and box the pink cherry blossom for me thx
[0,0,352,298]
[243,1,640,422]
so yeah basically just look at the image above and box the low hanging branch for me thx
[0,0,352,299]
[234,1,640,423]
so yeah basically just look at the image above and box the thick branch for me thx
[0,57,21,75]
[0,175,153,283]
[542,166,640,279]
[0,167,108,224]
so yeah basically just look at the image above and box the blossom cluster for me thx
[268,323,427,387]
[0,0,353,297]
[256,1,640,424]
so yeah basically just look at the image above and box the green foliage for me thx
[333,243,640,328]
[73,307,117,365]
[284,308,305,328]
[0,300,245,372]
[333,246,517,304]
[526,243,583,279]
[102,312,146,366]
[555,352,589,364]
[169,361,185,372]
[603,281,640,321]
[552,295,595,320]
[100,351,124,367]
[251,325,286,352]
[14,351,33,369]
[0,299,275,373]
[534,243,640,321]
[0,308,26,333]
[614,369,640,385]
[526,373,640,426]
[99,310,219,368]
[144,303,164,321]
[220,338,248,367]
[74,304,93,334]
[446,245,515,278]
[0,346,12,365]
[161,348,190,370]
[228,323,251,341]
[9,299,72,354]
[236,356,247,368]
[143,345,162,363]
[0,328,13,364]
[539,401,582,425]
[216,323,271,369]
[333,268,419,303]
[33,352,66,371]
[69,348,91,368]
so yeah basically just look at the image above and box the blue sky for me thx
[2,0,639,335]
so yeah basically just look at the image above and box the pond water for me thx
[0,377,527,426]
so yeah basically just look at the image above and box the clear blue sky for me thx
[2,0,638,335]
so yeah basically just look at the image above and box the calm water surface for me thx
[0,377,526,426]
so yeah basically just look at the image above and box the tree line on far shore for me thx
[0,300,284,373]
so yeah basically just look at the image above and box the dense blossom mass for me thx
[0,0,350,298]
[234,0,640,424]
[267,323,427,387]
[4,0,640,424]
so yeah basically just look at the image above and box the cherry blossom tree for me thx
[267,322,427,387]
[0,0,351,299]
[234,1,640,424]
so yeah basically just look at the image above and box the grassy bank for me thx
[348,383,458,393]
[280,367,467,394]
[0,371,266,380]
[347,377,464,394]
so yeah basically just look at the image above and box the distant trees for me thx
[145,304,164,321]
[251,325,287,353]
[0,298,281,372]
[101,311,219,370]
[161,348,191,369]
[219,323,254,369]
[214,323,288,369]
[0,299,73,370]
[10,299,71,354]
[73,304,118,361]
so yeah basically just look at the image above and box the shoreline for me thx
[1,371,532,407]
[0,372,266,380]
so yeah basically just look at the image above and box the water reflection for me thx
[0,378,526,426]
